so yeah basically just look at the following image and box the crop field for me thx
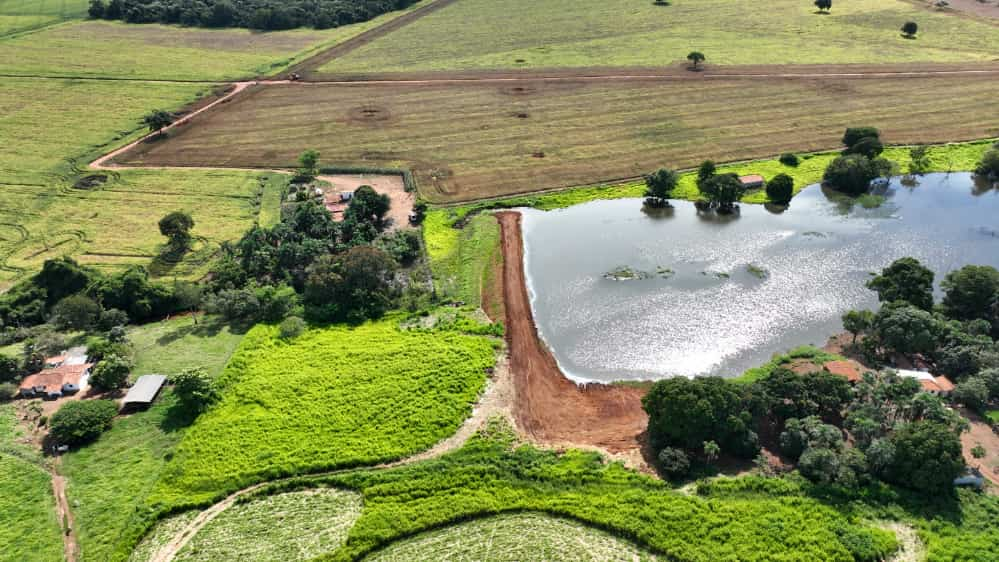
[0,405,63,562]
[0,0,86,36]
[173,489,363,562]
[146,315,498,508]
[129,510,198,562]
[367,511,661,562]
[261,422,897,562]
[0,21,371,81]
[317,0,999,74]
[116,75,999,203]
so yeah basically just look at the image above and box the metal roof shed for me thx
[121,375,167,411]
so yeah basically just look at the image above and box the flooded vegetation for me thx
[522,173,999,382]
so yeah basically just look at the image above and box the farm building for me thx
[738,175,766,189]
[121,374,167,411]
[895,369,955,396]
[823,360,864,383]
[19,363,93,399]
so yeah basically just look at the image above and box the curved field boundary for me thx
[142,354,513,562]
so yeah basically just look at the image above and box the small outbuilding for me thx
[738,175,766,189]
[896,369,955,396]
[120,375,167,412]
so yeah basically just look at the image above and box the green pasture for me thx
[323,0,999,73]
[0,21,352,81]
[146,314,498,509]
[0,405,63,562]
[0,0,87,36]
[423,212,500,305]
[129,315,246,380]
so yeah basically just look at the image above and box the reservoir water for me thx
[521,173,999,383]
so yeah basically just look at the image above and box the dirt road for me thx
[496,212,647,454]
[52,462,78,562]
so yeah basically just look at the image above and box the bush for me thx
[279,316,306,339]
[765,173,794,204]
[48,400,117,446]
[844,137,884,159]
[841,127,880,148]
[778,153,799,167]
[170,367,218,412]
[975,149,999,179]
[90,354,132,391]
[657,447,690,478]
[0,382,18,401]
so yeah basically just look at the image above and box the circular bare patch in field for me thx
[347,105,394,125]
[531,151,546,159]
[512,112,530,119]
[73,174,108,190]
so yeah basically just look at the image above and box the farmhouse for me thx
[895,369,955,396]
[120,374,167,411]
[19,363,93,399]
[738,175,766,189]
[823,360,864,383]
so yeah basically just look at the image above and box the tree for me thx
[0,354,19,384]
[952,377,989,412]
[822,154,892,195]
[298,149,320,180]
[643,377,759,458]
[886,421,964,493]
[158,211,195,251]
[90,354,132,391]
[697,160,716,186]
[304,246,398,322]
[699,173,746,213]
[908,145,931,174]
[173,281,202,324]
[703,440,721,464]
[901,21,918,38]
[143,109,174,135]
[657,447,691,478]
[941,265,999,321]
[866,257,935,310]
[279,316,306,339]
[874,303,941,357]
[51,294,102,331]
[644,168,679,207]
[842,309,875,343]
[98,308,129,331]
[204,287,260,322]
[343,186,390,231]
[170,367,217,412]
[686,51,705,70]
[88,0,105,18]
[975,149,999,179]
[49,399,117,446]
[841,127,879,149]
[779,416,843,460]
[765,173,794,205]
[814,0,832,12]
[844,136,884,159]
[799,447,841,484]
[779,153,800,167]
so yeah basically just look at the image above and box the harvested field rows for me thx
[366,512,661,562]
[118,75,999,202]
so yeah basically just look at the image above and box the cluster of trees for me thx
[643,163,794,211]
[695,161,745,213]
[823,127,893,195]
[843,257,999,412]
[643,363,968,492]
[87,0,419,30]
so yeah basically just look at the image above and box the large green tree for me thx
[886,421,964,493]
[642,377,759,458]
[643,168,679,207]
[866,257,935,310]
[941,265,999,321]
[49,400,118,446]
[698,173,746,213]
[304,246,398,322]
[874,303,941,357]
[158,211,195,251]
[822,154,892,195]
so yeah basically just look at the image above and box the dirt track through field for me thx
[496,211,647,453]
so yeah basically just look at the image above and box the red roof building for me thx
[19,363,93,398]
[738,175,766,189]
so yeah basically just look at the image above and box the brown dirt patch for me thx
[496,211,647,454]
[958,407,999,490]
[317,173,414,229]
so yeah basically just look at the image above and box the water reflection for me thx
[521,173,999,383]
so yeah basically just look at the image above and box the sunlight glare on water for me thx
[521,173,999,383]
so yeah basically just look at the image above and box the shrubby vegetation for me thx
[49,400,118,446]
[87,0,420,30]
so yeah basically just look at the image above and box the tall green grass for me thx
[423,212,501,304]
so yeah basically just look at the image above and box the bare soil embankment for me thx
[496,211,646,454]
